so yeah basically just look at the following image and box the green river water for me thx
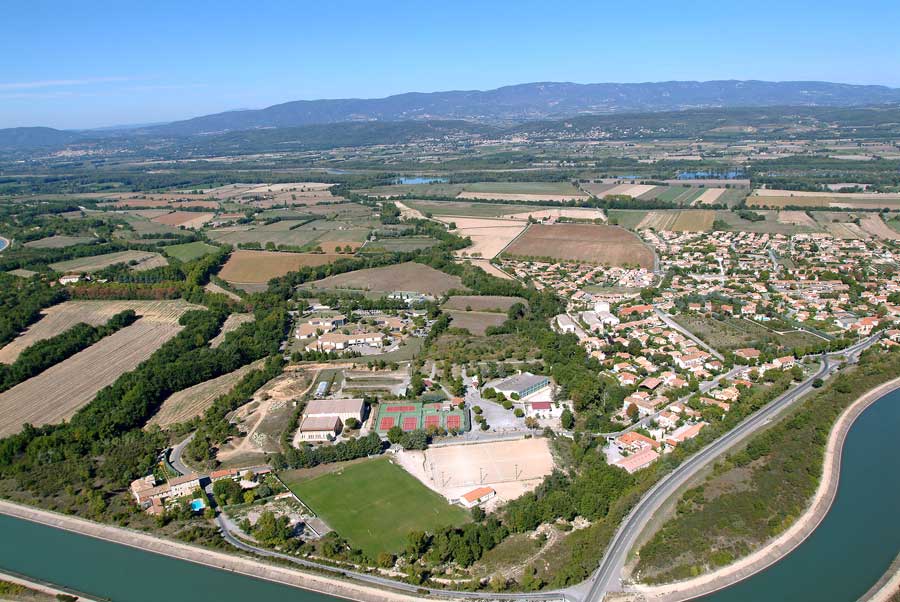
[1,391,897,602]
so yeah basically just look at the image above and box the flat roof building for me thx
[492,372,550,399]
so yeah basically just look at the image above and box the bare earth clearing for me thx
[504,223,655,267]
[0,319,183,437]
[859,215,900,240]
[443,295,526,312]
[0,299,200,364]
[776,211,819,229]
[394,438,555,511]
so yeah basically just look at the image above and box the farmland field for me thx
[303,262,465,296]
[0,318,184,437]
[49,250,166,273]
[503,223,655,268]
[208,217,370,249]
[218,250,345,288]
[0,299,201,364]
[282,457,470,556]
[163,241,220,261]
[748,189,900,209]
[607,210,649,229]
[637,210,715,232]
[23,235,95,248]
[151,211,214,229]
[443,295,526,312]
[405,200,541,217]
[445,310,507,335]
[146,358,265,428]
[436,216,527,259]
[210,313,254,347]
[715,210,820,235]
[359,236,440,253]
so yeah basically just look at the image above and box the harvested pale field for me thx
[0,299,201,364]
[749,190,900,210]
[638,210,714,232]
[49,250,165,273]
[754,189,900,200]
[500,207,606,221]
[146,358,266,428]
[109,198,219,209]
[859,215,900,240]
[204,281,242,301]
[443,295,526,312]
[777,211,819,229]
[604,183,658,198]
[824,221,869,239]
[151,211,214,229]
[504,223,655,268]
[394,438,555,510]
[456,192,588,202]
[435,216,527,259]
[304,262,464,296]
[210,313,255,348]
[692,188,726,206]
[580,182,620,197]
[23,235,95,248]
[465,259,514,280]
[218,250,343,286]
[445,310,507,335]
[0,319,183,437]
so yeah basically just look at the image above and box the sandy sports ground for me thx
[504,223,655,267]
[394,438,555,511]
[624,375,900,602]
[0,299,200,364]
[435,216,527,259]
[0,318,184,437]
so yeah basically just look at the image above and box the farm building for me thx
[305,398,366,422]
[492,372,550,399]
[375,401,469,435]
[297,415,342,442]
[130,473,203,512]
[305,332,385,352]
[614,448,659,474]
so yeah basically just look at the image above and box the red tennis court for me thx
[379,417,395,430]
[401,416,418,431]
[446,415,461,430]
[384,404,415,412]
[424,415,440,428]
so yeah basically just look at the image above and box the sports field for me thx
[283,457,470,555]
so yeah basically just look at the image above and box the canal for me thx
[1,391,897,602]
[699,388,900,602]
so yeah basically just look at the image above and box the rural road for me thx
[169,433,196,475]
[579,334,879,601]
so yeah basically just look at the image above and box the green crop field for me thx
[283,457,470,556]
[163,241,220,261]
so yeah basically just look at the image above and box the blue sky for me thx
[2,0,898,129]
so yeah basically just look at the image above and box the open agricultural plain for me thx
[0,299,201,364]
[218,250,345,290]
[48,250,166,273]
[637,209,716,232]
[302,261,464,296]
[0,318,184,437]
[503,222,655,267]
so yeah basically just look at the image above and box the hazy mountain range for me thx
[2,80,900,150]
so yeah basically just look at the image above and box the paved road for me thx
[169,433,196,475]
[654,308,724,361]
[581,334,879,601]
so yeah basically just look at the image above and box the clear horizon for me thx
[3,0,899,129]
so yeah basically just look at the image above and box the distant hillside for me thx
[0,127,83,150]
[145,80,900,136]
